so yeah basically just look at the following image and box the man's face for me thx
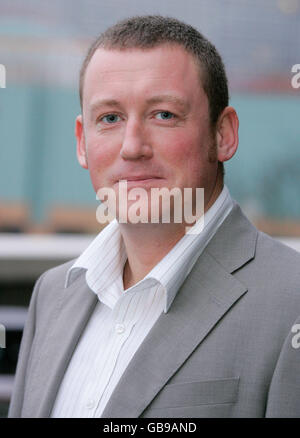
[76,44,219,222]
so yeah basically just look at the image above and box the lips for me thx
[118,176,163,182]
[113,176,165,189]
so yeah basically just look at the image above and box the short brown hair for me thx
[79,15,229,126]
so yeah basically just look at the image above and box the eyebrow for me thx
[88,94,190,116]
[89,99,120,116]
[145,95,190,111]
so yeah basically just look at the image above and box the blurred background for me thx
[0,0,299,417]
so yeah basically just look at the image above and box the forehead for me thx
[82,44,206,108]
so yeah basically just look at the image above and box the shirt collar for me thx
[65,185,234,313]
[142,184,234,311]
[65,218,125,289]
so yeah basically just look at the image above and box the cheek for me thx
[161,133,206,176]
[85,143,118,192]
[87,135,118,170]
[89,148,112,169]
[158,132,192,161]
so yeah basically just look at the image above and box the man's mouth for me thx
[114,176,165,189]
[117,175,163,181]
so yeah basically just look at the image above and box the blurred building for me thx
[0,0,299,234]
[0,0,299,417]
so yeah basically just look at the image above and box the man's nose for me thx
[120,118,153,160]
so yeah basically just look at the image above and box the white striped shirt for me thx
[50,185,233,418]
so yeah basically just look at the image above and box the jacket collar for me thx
[27,202,257,418]
[101,203,258,417]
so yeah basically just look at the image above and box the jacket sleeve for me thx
[265,314,300,418]
[7,272,46,418]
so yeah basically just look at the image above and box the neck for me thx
[121,172,224,290]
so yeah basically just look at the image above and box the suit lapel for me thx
[27,273,98,418]
[101,204,258,418]
[28,203,257,418]
[101,252,248,417]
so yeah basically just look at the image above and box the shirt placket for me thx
[88,291,141,417]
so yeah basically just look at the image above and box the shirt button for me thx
[115,323,125,334]
[86,399,95,409]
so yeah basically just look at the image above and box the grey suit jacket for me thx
[8,203,300,417]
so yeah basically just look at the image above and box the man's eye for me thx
[155,111,175,120]
[100,114,121,124]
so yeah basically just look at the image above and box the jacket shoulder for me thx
[237,229,300,317]
[31,258,79,318]
[37,258,78,290]
[256,230,300,269]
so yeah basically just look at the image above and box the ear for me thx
[215,106,239,162]
[75,114,88,169]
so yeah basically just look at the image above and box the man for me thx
[9,15,300,418]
